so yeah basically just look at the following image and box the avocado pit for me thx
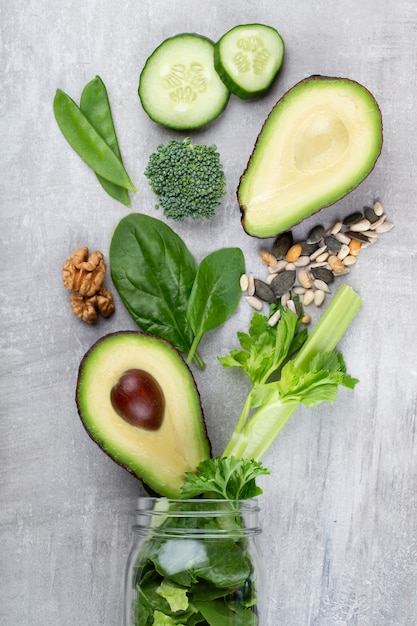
[110,368,165,430]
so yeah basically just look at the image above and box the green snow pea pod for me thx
[53,88,137,193]
[80,76,131,206]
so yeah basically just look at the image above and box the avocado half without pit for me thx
[238,76,383,238]
[76,331,211,498]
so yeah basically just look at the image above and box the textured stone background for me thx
[1,1,416,624]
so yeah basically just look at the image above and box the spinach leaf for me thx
[110,214,197,359]
[193,600,257,626]
[185,248,245,364]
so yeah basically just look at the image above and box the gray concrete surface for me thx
[1,1,416,624]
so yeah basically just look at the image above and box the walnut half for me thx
[63,246,115,323]
[62,246,106,297]
[70,285,115,324]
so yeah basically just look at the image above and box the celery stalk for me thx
[294,284,362,370]
[222,285,362,461]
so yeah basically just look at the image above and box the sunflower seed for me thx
[375,221,393,233]
[246,295,263,310]
[248,272,255,296]
[315,251,330,263]
[349,219,371,232]
[293,286,307,295]
[268,259,288,273]
[313,279,331,293]
[310,244,328,261]
[268,309,281,327]
[334,231,352,245]
[294,255,311,267]
[369,215,387,230]
[303,289,315,306]
[343,255,357,266]
[373,200,384,216]
[287,299,297,314]
[328,221,343,235]
[337,244,351,260]
[314,289,326,306]
[281,291,291,307]
[240,273,249,292]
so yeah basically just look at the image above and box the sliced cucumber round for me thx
[138,33,230,130]
[214,24,285,99]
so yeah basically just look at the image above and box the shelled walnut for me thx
[62,246,115,323]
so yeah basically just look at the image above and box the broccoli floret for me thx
[144,138,226,221]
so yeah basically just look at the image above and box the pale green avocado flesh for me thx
[76,332,211,498]
[238,76,383,238]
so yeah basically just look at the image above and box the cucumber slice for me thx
[138,33,230,130]
[214,24,285,99]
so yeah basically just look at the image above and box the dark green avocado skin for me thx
[75,331,211,498]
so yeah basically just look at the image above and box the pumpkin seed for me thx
[306,224,325,244]
[324,235,342,253]
[311,266,335,284]
[343,211,364,226]
[364,205,380,223]
[300,240,319,255]
[345,230,369,243]
[270,270,296,296]
[254,278,277,303]
[272,231,293,259]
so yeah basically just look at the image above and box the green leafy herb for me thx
[221,285,362,460]
[110,214,244,368]
[181,457,270,500]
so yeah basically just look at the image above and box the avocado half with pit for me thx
[238,76,383,238]
[76,332,211,498]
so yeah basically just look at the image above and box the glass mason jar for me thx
[124,497,265,626]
